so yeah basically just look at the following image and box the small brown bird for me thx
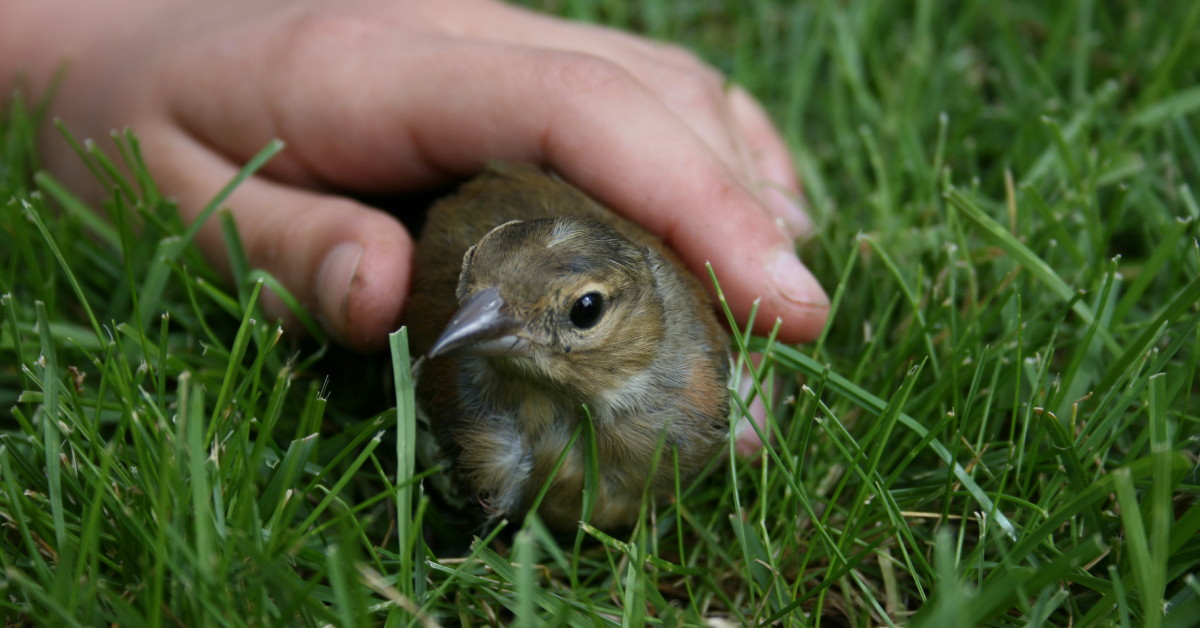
[405,163,731,531]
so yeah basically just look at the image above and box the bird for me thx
[404,162,731,531]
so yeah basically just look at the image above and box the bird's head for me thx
[428,216,666,395]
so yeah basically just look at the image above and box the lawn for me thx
[2,0,1199,626]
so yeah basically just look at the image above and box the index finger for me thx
[428,46,832,342]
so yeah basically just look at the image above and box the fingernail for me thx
[762,185,814,239]
[317,242,365,330]
[769,247,829,307]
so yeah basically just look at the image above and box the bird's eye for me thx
[569,292,605,329]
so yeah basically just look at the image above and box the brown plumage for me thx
[405,162,731,530]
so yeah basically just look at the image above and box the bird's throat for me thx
[460,355,684,529]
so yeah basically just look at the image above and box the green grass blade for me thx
[389,327,415,599]
[1147,373,1173,626]
[1096,275,1200,395]
[1114,467,1159,628]
[34,171,120,248]
[758,338,1019,541]
[34,301,67,552]
[218,210,251,308]
[258,433,318,519]
[22,201,105,342]
[245,269,327,344]
[178,140,284,252]
[1112,217,1192,324]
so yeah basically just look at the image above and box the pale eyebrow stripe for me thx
[546,220,584,248]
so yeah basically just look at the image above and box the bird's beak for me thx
[428,286,531,358]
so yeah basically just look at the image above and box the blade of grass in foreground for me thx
[33,301,67,552]
[1095,275,1200,395]
[206,279,263,441]
[34,171,120,248]
[135,140,285,319]
[390,327,416,600]
[23,200,105,343]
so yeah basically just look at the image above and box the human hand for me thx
[3,0,829,354]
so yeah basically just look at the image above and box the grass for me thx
[2,0,1199,625]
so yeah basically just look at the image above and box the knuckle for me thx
[543,54,636,99]
[672,71,723,107]
[271,9,378,80]
[282,9,375,49]
[246,214,294,271]
[672,73,715,108]
[657,43,725,82]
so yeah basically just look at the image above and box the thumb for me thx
[141,126,412,351]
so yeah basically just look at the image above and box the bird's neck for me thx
[465,356,590,421]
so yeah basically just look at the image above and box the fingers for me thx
[172,26,827,342]
[445,0,812,240]
[415,47,830,342]
[447,3,759,188]
[151,3,828,344]
[727,85,814,239]
[138,123,412,352]
[726,86,800,195]
[411,5,828,340]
